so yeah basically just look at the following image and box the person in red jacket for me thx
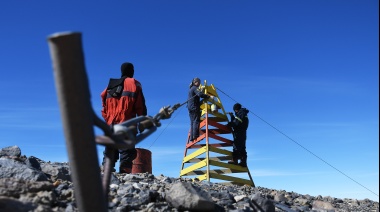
[100,62,147,173]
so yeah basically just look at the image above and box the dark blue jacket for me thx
[187,85,209,111]
[230,108,249,132]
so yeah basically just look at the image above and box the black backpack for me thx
[106,77,127,97]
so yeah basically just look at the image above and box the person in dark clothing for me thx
[100,62,147,173]
[227,103,249,167]
[187,77,214,142]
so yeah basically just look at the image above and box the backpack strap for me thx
[106,77,127,97]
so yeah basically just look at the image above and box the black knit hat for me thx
[192,77,200,83]
[233,103,241,111]
[121,62,134,77]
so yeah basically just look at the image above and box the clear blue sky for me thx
[1,1,378,201]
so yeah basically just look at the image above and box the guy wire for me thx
[144,93,197,149]
[145,104,184,150]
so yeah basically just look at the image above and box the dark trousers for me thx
[102,124,137,169]
[119,148,137,169]
[232,130,247,161]
[189,110,200,140]
[102,147,137,169]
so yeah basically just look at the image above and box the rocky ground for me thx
[1,145,378,212]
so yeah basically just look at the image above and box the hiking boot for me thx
[239,156,247,167]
